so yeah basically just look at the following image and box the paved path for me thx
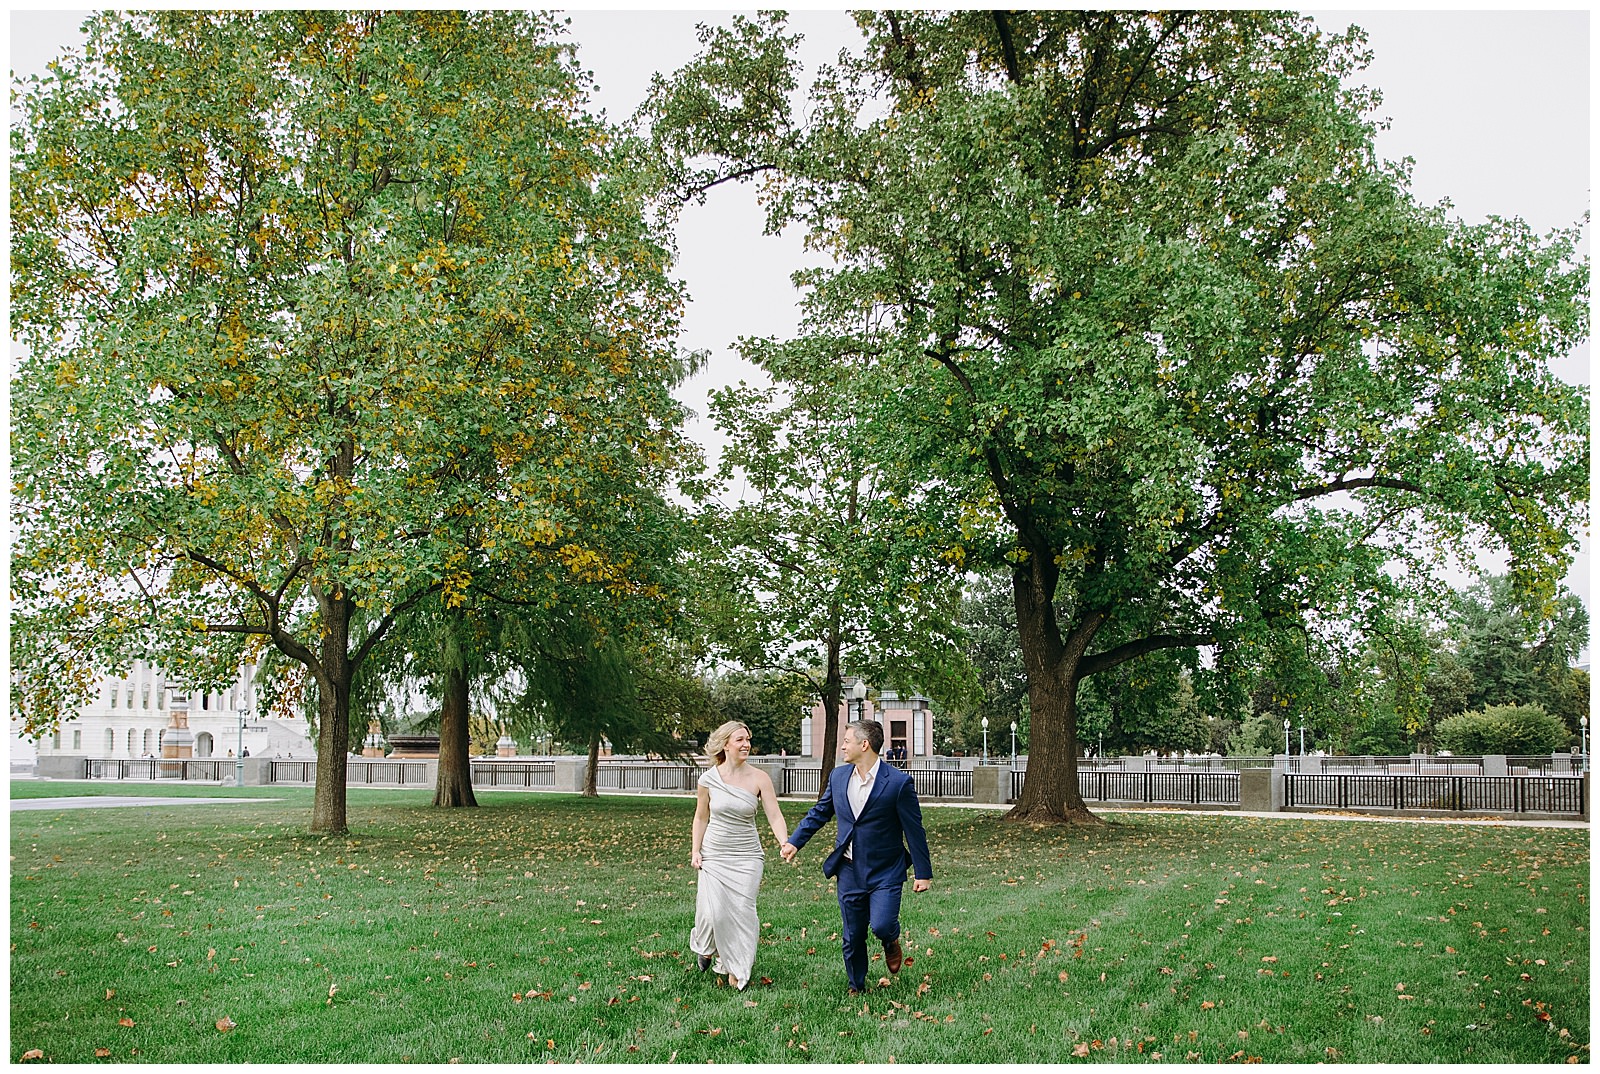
[11,785,1584,829]
[11,796,278,811]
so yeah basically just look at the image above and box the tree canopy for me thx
[651,10,1589,820]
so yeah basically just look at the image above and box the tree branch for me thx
[991,11,1023,84]
[674,163,781,204]
[1078,631,1215,679]
[352,581,445,670]
[1293,474,1424,500]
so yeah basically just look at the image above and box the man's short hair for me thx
[848,719,884,754]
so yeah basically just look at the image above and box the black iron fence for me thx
[84,758,230,781]
[774,768,974,799]
[347,761,430,785]
[471,762,557,788]
[782,768,821,797]
[595,763,702,793]
[63,755,1589,819]
[1284,773,1585,815]
[1075,769,1240,806]
[270,760,315,784]
[907,768,974,798]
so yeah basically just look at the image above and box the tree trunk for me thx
[1005,559,1100,825]
[310,596,353,835]
[432,660,478,808]
[583,731,600,797]
[816,624,844,797]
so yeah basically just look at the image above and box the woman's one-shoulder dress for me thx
[689,767,764,987]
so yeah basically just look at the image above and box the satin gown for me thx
[689,766,764,987]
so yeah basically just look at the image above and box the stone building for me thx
[21,660,313,763]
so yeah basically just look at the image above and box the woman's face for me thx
[727,727,752,759]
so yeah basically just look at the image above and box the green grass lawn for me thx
[10,784,1589,1063]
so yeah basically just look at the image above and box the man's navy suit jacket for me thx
[790,761,932,890]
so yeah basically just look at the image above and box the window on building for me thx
[125,687,133,708]
[143,729,153,755]
[201,694,209,710]
[105,729,115,753]
[142,684,151,708]
[127,729,136,755]
[52,731,61,750]
[73,729,82,750]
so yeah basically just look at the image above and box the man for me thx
[781,719,932,994]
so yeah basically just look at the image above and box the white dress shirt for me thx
[843,758,881,861]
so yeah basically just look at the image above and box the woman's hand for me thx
[691,850,703,869]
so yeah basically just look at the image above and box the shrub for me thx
[1432,703,1571,756]
[1347,706,1412,756]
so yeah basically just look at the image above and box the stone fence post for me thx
[237,756,273,786]
[36,756,86,780]
[553,758,589,793]
[972,765,1008,805]
[1238,767,1275,813]
[748,762,783,794]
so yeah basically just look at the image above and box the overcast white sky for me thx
[8,8,1593,660]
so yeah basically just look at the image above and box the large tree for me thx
[11,11,691,833]
[1448,576,1589,724]
[685,360,973,789]
[651,11,1589,821]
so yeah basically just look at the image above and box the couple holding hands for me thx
[689,718,932,993]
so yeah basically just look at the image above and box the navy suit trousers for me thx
[836,852,904,991]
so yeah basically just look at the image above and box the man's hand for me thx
[780,842,798,863]
[912,878,931,893]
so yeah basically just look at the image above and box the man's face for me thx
[841,727,866,765]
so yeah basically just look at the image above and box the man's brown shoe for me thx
[885,939,904,974]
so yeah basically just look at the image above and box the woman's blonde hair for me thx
[703,721,751,765]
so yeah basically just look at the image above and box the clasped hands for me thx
[779,842,932,892]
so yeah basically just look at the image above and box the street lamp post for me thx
[1282,718,1291,758]
[235,706,248,787]
[1010,721,1017,767]
[1581,715,1589,772]
[981,717,989,765]
[1299,721,1306,758]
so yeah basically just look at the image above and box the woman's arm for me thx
[691,783,710,869]
[756,770,788,847]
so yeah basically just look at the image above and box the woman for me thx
[689,721,789,990]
